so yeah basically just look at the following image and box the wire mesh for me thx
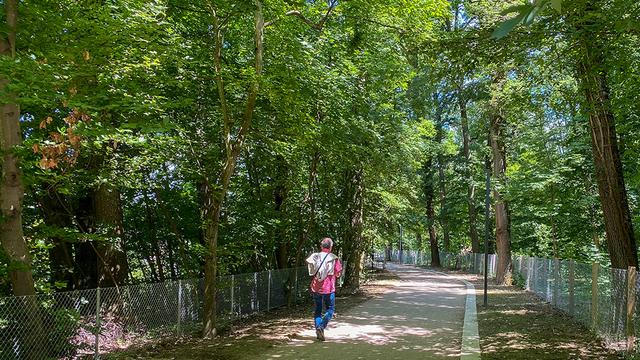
[380,249,640,354]
[0,266,309,359]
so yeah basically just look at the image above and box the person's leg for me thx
[313,293,323,329]
[320,293,335,329]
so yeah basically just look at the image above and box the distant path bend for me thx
[266,263,471,359]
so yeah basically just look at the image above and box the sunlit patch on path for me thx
[264,264,468,359]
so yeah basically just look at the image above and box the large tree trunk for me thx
[459,93,480,252]
[575,4,637,268]
[202,0,264,338]
[1,2,45,358]
[424,159,440,267]
[342,167,365,291]
[40,188,75,290]
[489,79,512,285]
[0,0,35,300]
[94,185,129,287]
[75,195,99,289]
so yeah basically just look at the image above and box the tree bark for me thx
[1,2,45,358]
[574,3,637,268]
[74,195,99,289]
[94,184,129,287]
[489,76,512,285]
[39,188,75,290]
[342,167,365,291]
[0,0,35,300]
[436,122,450,252]
[424,158,440,267]
[459,92,480,252]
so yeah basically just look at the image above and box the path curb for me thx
[424,269,481,360]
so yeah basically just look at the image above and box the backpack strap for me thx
[312,253,330,279]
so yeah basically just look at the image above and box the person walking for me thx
[306,237,342,341]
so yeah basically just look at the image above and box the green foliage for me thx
[3,0,639,298]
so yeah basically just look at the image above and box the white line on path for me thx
[425,269,481,360]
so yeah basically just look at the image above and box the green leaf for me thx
[549,0,562,12]
[491,11,528,39]
[524,5,541,25]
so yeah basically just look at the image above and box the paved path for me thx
[264,264,468,359]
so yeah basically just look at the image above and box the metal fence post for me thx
[568,260,575,316]
[267,270,272,311]
[627,266,637,353]
[294,271,299,302]
[231,275,235,316]
[553,259,560,307]
[95,287,101,360]
[177,280,182,336]
[592,263,599,330]
[254,272,258,311]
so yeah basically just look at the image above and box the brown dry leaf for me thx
[69,134,81,147]
[50,132,63,143]
[32,143,40,153]
[82,50,90,61]
[69,87,77,96]
[39,119,47,129]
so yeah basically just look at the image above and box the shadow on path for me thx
[264,264,466,359]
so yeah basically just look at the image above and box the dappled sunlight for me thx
[263,264,468,359]
[474,279,623,359]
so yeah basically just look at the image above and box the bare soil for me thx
[105,268,399,360]
[445,270,624,360]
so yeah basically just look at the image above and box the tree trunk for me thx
[489,79,512,285]
[459,93,480,252]
[436,126,450,252]
[0,0,35,300]
[202,178,222,338]
[273,156,289,269]
[202,0,265,338]
[94,184,129,287]
[289,150,319,306]
[143,188,165,282]
[575,6,637,268]
[40,188,75,290]
[342,167,365,291]
[1,2,45,358]
[425,159,440,267]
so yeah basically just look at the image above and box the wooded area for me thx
[1,0,639,345]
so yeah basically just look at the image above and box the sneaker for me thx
[317,328,325,341]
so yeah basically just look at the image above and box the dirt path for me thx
[259,264,467,360]
[109,265,469,360]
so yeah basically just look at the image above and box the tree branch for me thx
[205,1,233,154]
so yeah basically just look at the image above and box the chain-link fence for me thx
[0,266,311,359]
[385,249,638,353]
